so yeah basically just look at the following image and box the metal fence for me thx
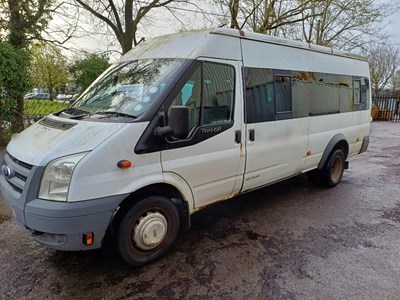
[372,96,400,122]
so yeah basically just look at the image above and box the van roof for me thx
[211,28,367,62]
[120,28,367,63]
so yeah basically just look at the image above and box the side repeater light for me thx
[117,160,132,169]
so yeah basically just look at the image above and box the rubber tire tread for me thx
[321,149,345,188]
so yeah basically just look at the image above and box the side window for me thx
[244,67,275,123]
[353,78,369,111]
[170,66,201,133]
[307,73,340,115]
[203,63,235,126]
[274,75,292,113]
[353,80,361,104]
[360,78,369,108]
[245,69,293,122]
[168,62,235,137]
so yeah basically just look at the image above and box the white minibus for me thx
[0,28,370,266]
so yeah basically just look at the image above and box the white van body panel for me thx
[7,115,126,166]
[120,30,242,61]
[163,173,195,212]
[240,36,369,75]
[243,118,308,191]
[68,122,162,202]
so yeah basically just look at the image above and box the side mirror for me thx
[154,106,189,139]
[169,106,190,139]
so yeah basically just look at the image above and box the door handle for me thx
[249,129,255,142]
[235,130,241,144]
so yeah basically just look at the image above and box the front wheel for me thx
[321,149,346,187]
[115,196,180,266]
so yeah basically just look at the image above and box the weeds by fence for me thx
[0,100,69,146]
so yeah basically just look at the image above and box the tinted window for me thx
[168,61,235,137]
[274,75,291,113]
[353,80,361,104]
[245,68,275,123]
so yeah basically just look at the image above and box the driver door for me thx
[161,59,245,208]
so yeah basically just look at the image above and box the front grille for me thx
[8,153,33,170]
[1,152,33,198]
[8,181,23,194]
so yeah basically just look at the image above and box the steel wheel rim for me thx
[132,211,168,251]
[331,156,343,183]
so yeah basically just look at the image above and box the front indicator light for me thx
[83,232,94,246]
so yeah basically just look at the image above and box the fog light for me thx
[83,232,94,246]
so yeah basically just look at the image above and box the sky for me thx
[386,9,400,46]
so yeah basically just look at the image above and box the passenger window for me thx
[169,67,201,133]
[203,63,235,126]
[244,68,275,123]
[353,80,361,104]
[168,62,235,137]
[275,75,292,113]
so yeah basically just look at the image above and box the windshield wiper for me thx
[60,107,91,119]
[95,111,137,119]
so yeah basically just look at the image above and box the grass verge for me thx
[24,100,69,115]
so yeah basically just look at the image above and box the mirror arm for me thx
[154,125,173,137]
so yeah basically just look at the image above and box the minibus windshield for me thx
[70,59,186,118]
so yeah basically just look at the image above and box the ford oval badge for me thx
[2,165,13,179]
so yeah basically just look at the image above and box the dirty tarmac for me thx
[1,121,400,299]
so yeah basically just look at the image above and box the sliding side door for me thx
[242,68,308,191]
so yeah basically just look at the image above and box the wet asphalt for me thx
[1,121,400,300]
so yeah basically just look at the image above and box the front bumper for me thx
[23,195,127,251]
[1,151,128,251]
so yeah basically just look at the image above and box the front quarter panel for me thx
[68,122,163,201]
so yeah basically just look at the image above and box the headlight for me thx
[39,153,88,201]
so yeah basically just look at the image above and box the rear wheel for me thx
[321,149,346,187]
[115,196,180,266]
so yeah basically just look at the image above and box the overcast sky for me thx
[386,10,400,46]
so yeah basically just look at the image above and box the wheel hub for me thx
[133,212,168,250]
[331,157,342,182]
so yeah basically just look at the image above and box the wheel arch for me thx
[317,134,349,169]
[109,183,191,238]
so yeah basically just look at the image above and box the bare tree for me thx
[391,69,400,96]
[75,0,194,55]
[0,0,81,48]
[213,0,398,52]
[214,0,317,35]
[300,0,393,51]
[367,44,400,96]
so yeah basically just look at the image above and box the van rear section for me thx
[0,28,370,266]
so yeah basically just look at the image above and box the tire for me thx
[321,149,345,187]
[115,196,180,266]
